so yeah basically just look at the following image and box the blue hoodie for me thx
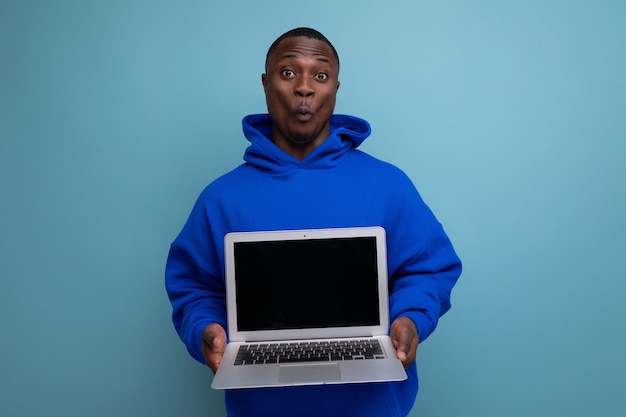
[165,114,462,417]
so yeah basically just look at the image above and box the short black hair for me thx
[265,27,339,72]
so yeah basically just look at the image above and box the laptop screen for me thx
[233,236,381,332]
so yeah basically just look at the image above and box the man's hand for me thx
[201,323,227,374]
[390,317,419,369]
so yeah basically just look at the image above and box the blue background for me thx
[1,1,624,416]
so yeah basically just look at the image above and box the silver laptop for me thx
[211,226,407,389]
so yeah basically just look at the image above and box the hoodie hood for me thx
[242,113,371,173]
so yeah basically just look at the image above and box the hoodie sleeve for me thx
[165,194,227,364]
[385,174,462,342]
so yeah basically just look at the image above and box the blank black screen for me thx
[234,236,380,331]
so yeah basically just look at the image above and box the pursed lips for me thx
[294,105,313,122]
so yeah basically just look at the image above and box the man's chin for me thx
[288,135,316,145]
[285,127,320,146]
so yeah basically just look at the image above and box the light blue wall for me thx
[1,1,624,416]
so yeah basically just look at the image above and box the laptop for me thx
[211,226,407,389]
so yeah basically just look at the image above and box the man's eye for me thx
[316,73,328,80]
[282,69,295,77]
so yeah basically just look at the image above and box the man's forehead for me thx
[268,36,338,66]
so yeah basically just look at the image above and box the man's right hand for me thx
[201,323,227,374]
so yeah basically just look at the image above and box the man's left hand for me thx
[390,317,419,369]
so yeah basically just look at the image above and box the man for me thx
[166,27,462,417]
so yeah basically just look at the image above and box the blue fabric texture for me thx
[165,114,462,417]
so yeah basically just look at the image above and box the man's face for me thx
[262,36,340,160]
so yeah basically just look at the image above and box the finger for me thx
[391,318,418,368]
[395,328,412,364]
[207,334,226,353]
[204,345,224,373]
[392,322,411,351]
[202,324,227,373]
[207,352,222,374]
[203,324,226,347]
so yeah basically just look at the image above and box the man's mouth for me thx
[295,107,313,122]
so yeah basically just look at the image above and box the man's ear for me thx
[336,81,340,91]
[261,73,268,91]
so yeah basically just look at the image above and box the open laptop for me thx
[211,226,407,389]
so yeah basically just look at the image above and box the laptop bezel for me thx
[223,226,390,343]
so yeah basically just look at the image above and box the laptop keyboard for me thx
[234,339,386,365]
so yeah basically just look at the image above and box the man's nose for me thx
[294,77,315,97]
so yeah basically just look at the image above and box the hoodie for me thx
[165,114,462,417]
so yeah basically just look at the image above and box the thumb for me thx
[393,330,409,361]
[209,334,225,352]
[202,324,226,352]
[391,317,418,368]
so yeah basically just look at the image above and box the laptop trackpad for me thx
[279,363,341,383]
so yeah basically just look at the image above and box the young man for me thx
[165,27,462,417]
